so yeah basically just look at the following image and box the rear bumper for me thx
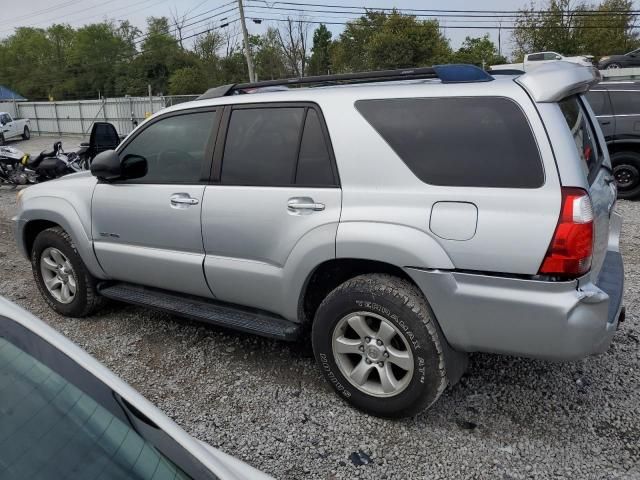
[407,249,624,362]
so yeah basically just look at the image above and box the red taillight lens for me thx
[538,187,594,278]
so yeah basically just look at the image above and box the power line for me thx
[2,0,85,24]
[244,14,639,30]
[245,2,640,19]
[247,0,640,16]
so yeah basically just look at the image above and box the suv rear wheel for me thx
[611,151,640,199]
[312,274,454,417]
[31,227,104,317]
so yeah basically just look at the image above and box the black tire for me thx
[606,62,623,69]
[611,151,640,199]
[31,227,104,317]
[312,274,458,418]
[22,126,30,140]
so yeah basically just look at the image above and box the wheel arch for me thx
[19,198,107,279]
[298,258,420,327]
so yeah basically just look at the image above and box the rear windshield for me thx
[559,95,603,183]
[355,97,544,188]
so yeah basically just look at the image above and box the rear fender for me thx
[336,222,454,270]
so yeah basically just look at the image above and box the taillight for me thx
[538,187,594,278]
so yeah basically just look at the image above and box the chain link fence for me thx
[0,95,200,137]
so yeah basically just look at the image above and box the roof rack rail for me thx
[197,64,493,100]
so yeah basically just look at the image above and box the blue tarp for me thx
[0,85,26,101]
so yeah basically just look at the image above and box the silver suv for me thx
[14,62,625,418]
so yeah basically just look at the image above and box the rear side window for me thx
[221,106,336,187]
[559,96,602,182]
[585,90,612,116]
[296,109,335,186]
[609,90,640,115]
[528,53,544,61]
[356,97,544,188]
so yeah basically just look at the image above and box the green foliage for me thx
[168,66,206,94]
[331,11,452,72]
[512,0,639,60]
[453,35,507,68]
[308,24,332,75]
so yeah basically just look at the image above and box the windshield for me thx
[626,48,640,55]
[0,318,218,480]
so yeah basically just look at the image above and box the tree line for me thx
[0,0,636,101]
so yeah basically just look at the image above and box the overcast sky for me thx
[0,0,626,57]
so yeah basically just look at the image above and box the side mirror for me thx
[121,154,147,180]
[90,150,148,181]
[90,150,121,181]
[555,55,562,60]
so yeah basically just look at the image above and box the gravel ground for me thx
[0,186,638,479]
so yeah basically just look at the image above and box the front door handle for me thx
[170,193,199,207]
[287,197,325,212]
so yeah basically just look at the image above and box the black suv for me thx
[586,82,640,198]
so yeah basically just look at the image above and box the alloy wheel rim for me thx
[614,164,639,189]
[40,247,77,304]
[332,311,414,397]
[607,64,621,69]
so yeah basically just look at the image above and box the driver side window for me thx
[119,110,216,184]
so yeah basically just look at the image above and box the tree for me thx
[511,0,638,60]
[168,66,206,94]
[454,35,507,68]
[254,28,288,80]
[276,17,310,77]
[308,24,332,75]
[331,10,451,72]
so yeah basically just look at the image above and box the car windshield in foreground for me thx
[0,316,218,480]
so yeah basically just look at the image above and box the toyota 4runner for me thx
[14,62,625,418]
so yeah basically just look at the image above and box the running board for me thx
[98,282,301,341]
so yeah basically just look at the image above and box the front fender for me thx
[336,221,454,270]
[16,196,107,279]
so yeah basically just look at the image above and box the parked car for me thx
[490,51,594,72]
[0,111,30,144]
[585,81,640,198]
[14,62,624,418]
[598,48,640,69]
[0,296,271,479]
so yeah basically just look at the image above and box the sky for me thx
[0,0,621,58]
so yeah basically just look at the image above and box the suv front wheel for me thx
[312,274,454,418]
[31,227,104,317]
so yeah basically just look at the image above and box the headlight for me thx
[600,56,610,62]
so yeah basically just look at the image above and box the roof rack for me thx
[197,64,493,100]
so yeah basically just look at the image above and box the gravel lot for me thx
[0,186,638,479]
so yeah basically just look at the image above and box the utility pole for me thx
[237,0,256,82]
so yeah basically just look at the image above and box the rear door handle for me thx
[170,193,199,207]
[601,120,611,125]
[288,197,325,212]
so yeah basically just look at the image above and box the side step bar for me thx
[98,282,301,341]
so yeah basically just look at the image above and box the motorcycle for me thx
[0,121,121,186]
[0,145,37,186]
[26,141,86,181]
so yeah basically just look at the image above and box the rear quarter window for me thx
[355,97,544,188]
[559,96,603,183]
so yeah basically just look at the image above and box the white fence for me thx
[0,95,198,137]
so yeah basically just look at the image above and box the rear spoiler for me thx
[515,61,601,103]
